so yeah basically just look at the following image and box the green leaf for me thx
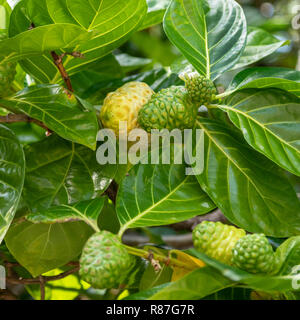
[139,0,171,30]
[0,125,25,243]
[98,201,120,234]
[115,53,152,74]
[117,162,216,235]
[232,27,289,70]
[5,220,93,277]
[5,122,46,145]
[149,266,233,300]
[0,24,91,63]
[195,118,300,237]
[203,287,251,300]
[0,85,98,150]
[275,237,300,276]
[23,135,115,213]
[219,89,300,176]
[70,54,123,96]
[10,0,147,83]
[26,197,107,232]
[139,263,173,291]
[225,67,300,98]
[0,0,11,30]
[163,0,247,80]
[124,283,170,300]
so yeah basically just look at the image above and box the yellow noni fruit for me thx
[100,81,154,137]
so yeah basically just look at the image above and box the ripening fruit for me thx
[137,86,197,132]
[192,221,246,265]
[0,33,16,98]
[232,234,276,274]
[180,72,217,106]
[79,231,133,289]
[99,81,154,137]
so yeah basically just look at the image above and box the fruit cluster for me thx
[192,221,278,274]
[99,72,217,136]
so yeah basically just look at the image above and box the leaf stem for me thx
[0,113,51,134]
[50,51,74,93]
[123,245,194,271]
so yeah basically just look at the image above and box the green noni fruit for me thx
[79,231,133,289]
[180,72,217,106]
[232,234,276,274]
[138,86,197,132]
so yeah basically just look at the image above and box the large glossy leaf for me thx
[23,135,115,213]
[139,0,171,30]
[219,89,300,176]
[275,237,300,276]
[224,67,300,98]
[5,220,93,277]
[27,197,107,232]
[116,162,216,235]
[149,267,233,300]
[163,0,247,80]
[0,125,25,243]
[232,27,289,70]
[0,85,98,150]
[194,118,300,237]
[0,0,11,30]
[0,24,91,63]
[9,0,147,83]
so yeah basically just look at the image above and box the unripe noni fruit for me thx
[79,231,133,289]
[138,86,197,132]
[99,81,154,137]
[232,234,276,274]
[192,221,246,265]
[180,72,217,106]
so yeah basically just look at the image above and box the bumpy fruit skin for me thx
[180,72,217,106]
[0,33,16,98]
[193,221,246,265]
[99,81,154,137]
[79,231,133,289]
[232,234,276,274]
[138,86,197,132]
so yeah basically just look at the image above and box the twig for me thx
[6,266,79,285]
[50,51,84,94]
[123,232,193,249]
[104,180,118,204]
[51,51,74,93]
[170,209,229,231]
[148,251,161,272]
[123,245,194,271]
[39,276,45,300]
[0,113,52,135]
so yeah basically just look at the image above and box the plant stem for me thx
[50,51,73,93]
[0,113,51,133]
[123,245,194,271]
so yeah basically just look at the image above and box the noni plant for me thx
[0,0,299,301]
